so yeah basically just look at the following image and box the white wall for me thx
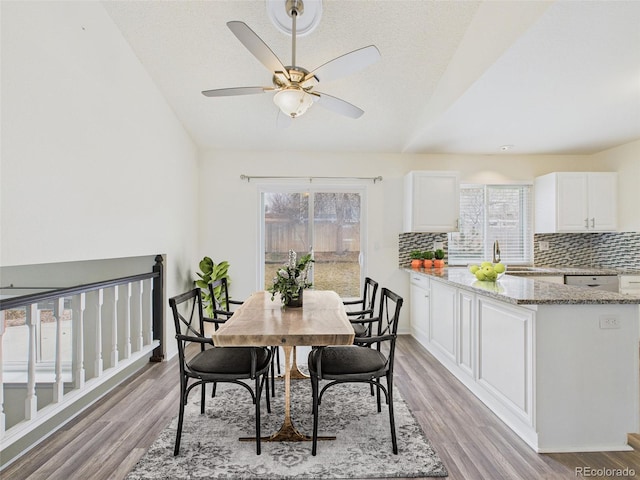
[593,138,640,232]
[199,149,628,331]
[1,1,200,358]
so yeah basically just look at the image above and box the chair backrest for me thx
[374,288,403,369]
[362,277,379,315]
[168,288,207,364]
[208,277,231,319]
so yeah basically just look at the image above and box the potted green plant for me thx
[268,250,314,307]
[422,250,434,268]
[410,250,423,268]
[434,249,446,268]
[195,257,230,316]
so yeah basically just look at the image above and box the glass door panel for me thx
[263,192,310,289]
[312,192,361,297]
[262,189,362,298]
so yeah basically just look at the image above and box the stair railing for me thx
[0,255,164,462]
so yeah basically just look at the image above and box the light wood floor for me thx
[3,335,640,479]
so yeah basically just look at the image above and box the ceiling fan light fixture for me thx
[274,87,313,118]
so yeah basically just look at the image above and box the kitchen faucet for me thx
[492,240,501,263]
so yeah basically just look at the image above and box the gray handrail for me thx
[0,271,159,311]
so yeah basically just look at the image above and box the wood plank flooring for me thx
[3,335,640,479]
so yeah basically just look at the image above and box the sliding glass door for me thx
[261,187,364,298]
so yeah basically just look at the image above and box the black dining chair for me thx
[209,278,281,396]
[208,277,243,322]
[169,287,272,455]
[343,277,379,339]
[308,287,404,456]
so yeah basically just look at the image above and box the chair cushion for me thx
[189,346,270,375]
[352,323,368,337]
[308,346,387,376]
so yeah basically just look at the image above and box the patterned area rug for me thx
[126,375,448,479]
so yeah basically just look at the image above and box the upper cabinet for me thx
[535,172,617,233]
[403,171,460,232]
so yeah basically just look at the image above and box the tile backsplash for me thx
[398,232,448,267]
[399,231,640,271]
[534,232,640,270]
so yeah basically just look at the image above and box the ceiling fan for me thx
[201,0,380,127]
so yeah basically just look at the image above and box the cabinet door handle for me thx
[591,218,595,228]
[584,218,589,228]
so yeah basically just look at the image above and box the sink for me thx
[506,266,548,272]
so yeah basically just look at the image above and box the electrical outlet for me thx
[599,316,621,329]
[539,241,549,251]
[434,241,443,251]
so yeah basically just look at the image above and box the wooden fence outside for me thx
[265,221,360,254]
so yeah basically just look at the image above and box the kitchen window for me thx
[448,184,533,265]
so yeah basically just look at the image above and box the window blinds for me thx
[448,184,533,265]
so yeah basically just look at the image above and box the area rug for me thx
[126,375,448,479]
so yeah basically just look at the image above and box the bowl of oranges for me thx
[468,261,506,283]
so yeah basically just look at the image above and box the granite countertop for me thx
[499,266,640,276]
[405,267,640,305]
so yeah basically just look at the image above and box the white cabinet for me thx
[403,171,459,232]
[409,273,639,452]
[429,280,457,362]
[457,290,475,378]
[477,297,534,425]
[523,275,564,285]
[620,275,640,296]
[409,274,430,346]
[535,172,617,233]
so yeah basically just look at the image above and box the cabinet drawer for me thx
[620,276,640,295]
[410,274,430,290]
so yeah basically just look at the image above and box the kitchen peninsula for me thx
[407,267,640,453]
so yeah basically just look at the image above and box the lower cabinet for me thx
[421,277,535,434]
[429,280,457,362]
[409,273,430,346]
[530,275,564,284]
[620,275,640,295]
[410,274,638,452]
[429,282,478,380]
[477,296,534,425]
[457,290,475,378]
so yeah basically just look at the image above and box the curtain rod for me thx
[240,174,383,184]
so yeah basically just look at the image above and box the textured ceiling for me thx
[103,0,640,155]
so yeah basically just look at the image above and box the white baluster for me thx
[119,284,132,360]
[71,293,85,389]
[103,286,118,369]
[0,310,6,435]
[130,281,143,352]
[93,289,104,377]
[52,298,64,403]
[25,304,38,420]
[141,278,153,346]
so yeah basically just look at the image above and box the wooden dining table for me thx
[212,289,355,442]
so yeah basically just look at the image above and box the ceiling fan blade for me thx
[304,45,381,84]
[227,21,289,79]
[201,87,271,97]
[311,92,364,119]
